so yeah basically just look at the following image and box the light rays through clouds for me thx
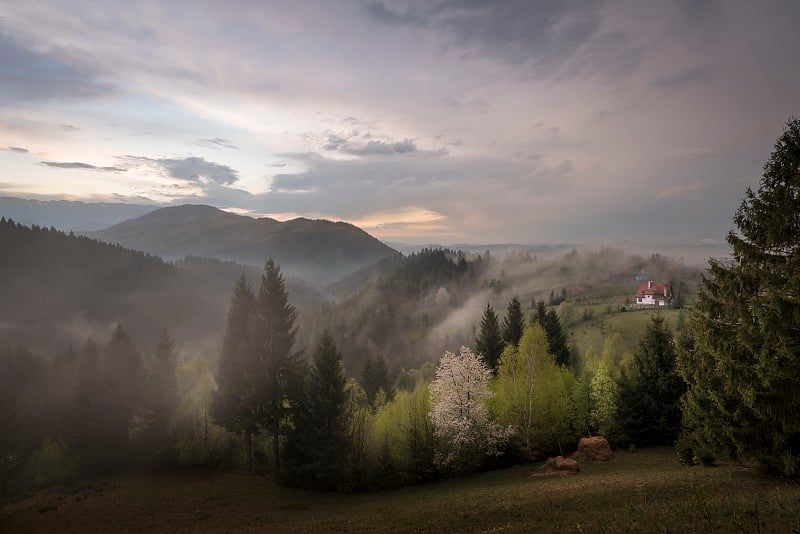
[1,1,799,243]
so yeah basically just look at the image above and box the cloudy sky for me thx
[1,1,798,244]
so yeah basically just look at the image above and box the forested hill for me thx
[0,196,156,231]
[89,204,398,285]
[0,219,320,353]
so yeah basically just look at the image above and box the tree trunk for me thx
[245,430,254,472]
[272,422,281,476]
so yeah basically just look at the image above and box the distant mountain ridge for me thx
[90,204,398,285]
[0,196,157,231]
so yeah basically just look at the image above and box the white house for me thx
[635,280,673,307]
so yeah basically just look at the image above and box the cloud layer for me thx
[1,1,799,243]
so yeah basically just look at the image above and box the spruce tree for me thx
[283,329,348,488]
[502,296,525,348]
[143,331,179,460]
[616,315,684,446]
[360,353,392,405]
[531,301,571,366]
[211,274,259,470]
[475,303,504,371]
[101,324,143,459]
[679,118,800,475]
[253,258,299,475]
[69,338,108,470]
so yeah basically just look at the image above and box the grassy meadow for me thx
[3,448,799,533]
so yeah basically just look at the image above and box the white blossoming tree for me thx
[429,346,514,470]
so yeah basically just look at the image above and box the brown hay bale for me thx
[573,436,614,462]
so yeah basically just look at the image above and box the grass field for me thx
[567,308,685,359]
[2,448,799,533]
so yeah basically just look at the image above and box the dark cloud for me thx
[363,1,427,27]
[0,39,117,102]
[324,134,418,156]
[194,137,239,150]
[60,124,80,132]
[123,156,239,185]
[40,161,126,173]
[2,146,29,154]
[651,65,712,89]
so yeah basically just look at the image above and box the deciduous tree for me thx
[429,346,513,470]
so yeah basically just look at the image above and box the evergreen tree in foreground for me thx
[679,118,800,475]
[531,301,571,367]
[283,329,348,488]
[253,258,300,475]
[616,315,684,447]
[475,303,504,371]
[101,325,143,460]
[502,296,525,348]
[142,331,179,461]
[211,274,259,470]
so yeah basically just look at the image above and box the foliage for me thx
[589,361,617,438]
[492,325,560,457]
[616,315,684,446]
[371,380,438,485]
[175,354,240,469]
[475,304,504,371]
[679,118,800,476]
[19,437,77,489]
[429,347,513,471]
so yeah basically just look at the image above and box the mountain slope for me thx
[0,218,322,353]
[90,205,398,284]
[0,196,157,231]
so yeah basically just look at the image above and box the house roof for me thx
[636,280,671,298]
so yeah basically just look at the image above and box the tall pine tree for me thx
[502,297,525,348]
[282,329,348,488]
[142,331,179,462]
[679,118,800,475]
[100,324,143,461]
[475,303,504,371]
[253,258,299,475]
[211,274,259,470]
[616,315,684,447]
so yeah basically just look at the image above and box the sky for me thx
[1,1,799,244]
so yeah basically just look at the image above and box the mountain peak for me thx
[91,206,397,285]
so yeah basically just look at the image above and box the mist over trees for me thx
[3,114,798,500]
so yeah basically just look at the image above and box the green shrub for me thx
[20,437,77,489]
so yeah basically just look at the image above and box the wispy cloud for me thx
[40,161,126,173]
[193,137,239,150]
[2,146,28,154]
